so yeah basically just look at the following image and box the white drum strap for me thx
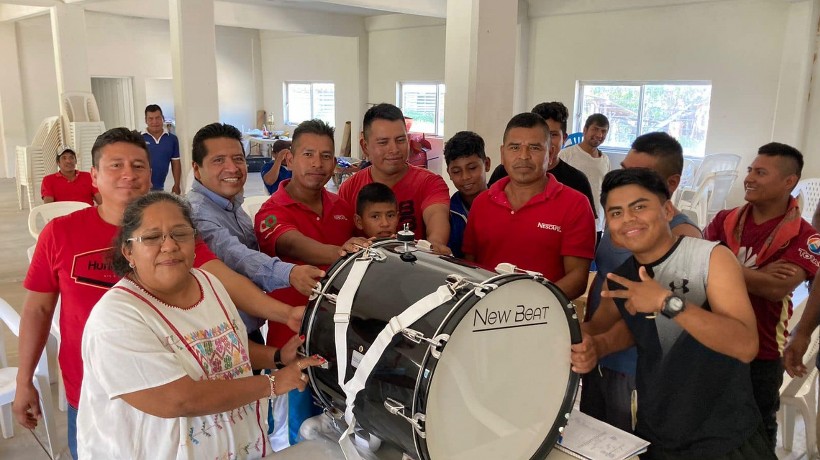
[338,284,454,460]
[334,258,373,389]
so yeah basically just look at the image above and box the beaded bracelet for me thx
[267,373,276,399]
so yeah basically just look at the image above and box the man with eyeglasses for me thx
[14,128,306,459]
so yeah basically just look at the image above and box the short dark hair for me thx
[145,104,163,117]
[584,113,610,130]
[91,127,149,168]
[111,192,195,277]
[630,132,684,179]
[192,123,244,166]
[757,142,803,178]
[503,112,550,144]
[292,119,335,150]
[362,103,405,140]
[600,168,671,209]
[56,147,76,161]
[531,102,569,134]
[272,140,292,154]
[444,131,486,166]
[355,182,397,216]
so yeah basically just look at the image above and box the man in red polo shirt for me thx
[254,119,368,447]
[463,112,595,300]
[339,103,451,254]
[41,147,101,205]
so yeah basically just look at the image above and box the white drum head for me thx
[423,278,575,460]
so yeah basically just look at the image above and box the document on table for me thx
[556,411,649,460]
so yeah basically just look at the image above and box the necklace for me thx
[125,273,204,310]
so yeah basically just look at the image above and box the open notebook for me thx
[556,411,649,460]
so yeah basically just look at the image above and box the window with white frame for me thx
[398,82,445,136]
[575,81,712,157]
[285,82,335,126]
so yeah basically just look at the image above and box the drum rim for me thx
[411,274,582,460]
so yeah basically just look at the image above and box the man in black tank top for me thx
[571,168,774,459]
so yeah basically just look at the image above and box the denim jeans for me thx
[67,403,78,460]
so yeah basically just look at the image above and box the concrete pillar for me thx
[443,0,519,175]
[50,3,92,104]
[169,0,220,188]
[0,23,28,178]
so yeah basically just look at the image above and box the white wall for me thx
[527,0,791,207]
[367,23,446,106]
[259,32,362,152]
[15,11,262,144]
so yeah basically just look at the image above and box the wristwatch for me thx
[661,294,686,319]
[273,349,286,369]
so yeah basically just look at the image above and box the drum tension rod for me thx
[445,274,499,298]
[401,329,450,358]
[384,397,426,438]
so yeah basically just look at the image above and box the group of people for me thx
[11,98,820,460]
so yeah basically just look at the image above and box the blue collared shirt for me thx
[187,180,295,331]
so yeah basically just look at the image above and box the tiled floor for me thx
[0,176,815,459]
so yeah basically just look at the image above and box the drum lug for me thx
[472,283,498,298]
[384,398,426,438]
[401,329,449,358]
[357,247,387,262]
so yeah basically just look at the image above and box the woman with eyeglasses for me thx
[77,192,323,459]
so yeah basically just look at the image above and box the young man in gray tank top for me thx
[581,132,701,433]
[572,168,772,459]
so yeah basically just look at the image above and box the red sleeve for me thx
[23,220,60,293]
[193,238,218,268]
[41,175,54,199]
[419,173,451,210]
[560,193,596,259]
[338,171,364,206]
[254,202,297,257]
[779,223,820,280]
[703,210,728,242]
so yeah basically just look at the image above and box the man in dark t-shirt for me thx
[487,101,597,219]
[572,168,772,459]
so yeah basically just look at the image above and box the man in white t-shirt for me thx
[560,113,610,230]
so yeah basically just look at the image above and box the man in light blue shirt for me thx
[186,122,324,345]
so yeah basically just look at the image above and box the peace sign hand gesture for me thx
[601,266,672,316]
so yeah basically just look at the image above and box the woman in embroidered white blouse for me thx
[77,192,323,459]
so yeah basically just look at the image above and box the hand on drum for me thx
[339,237,372,256]
[428,240,453,256]
[286,306,306,333]
[290,265,325,297]
[570,332,598,374]
[275,354,326,395]
[602,267,670,316]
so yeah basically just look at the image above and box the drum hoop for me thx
[411,274,582,460]
[302,239,409,412]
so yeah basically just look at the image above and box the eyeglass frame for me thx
[126,227,198,246]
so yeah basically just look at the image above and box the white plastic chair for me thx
[677,170,739,228]
[674,153,740,206]
[28,201,91,240]
[0,296,66,458]
[241,195,269,221]
[777,296,819,457]
[792,178,820,223]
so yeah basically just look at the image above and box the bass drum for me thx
[300,240,581,460]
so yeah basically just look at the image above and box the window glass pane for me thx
[286,83,311,125]
[640,84,711,156]
[437,84,446,136]
[313,83,335,126]
[579,85,640,150]
[401,83,438,134]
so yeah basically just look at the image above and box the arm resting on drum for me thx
[121,374,270,418]
[201,259,303,332]
[422,203,451,248]
[582,295,622,336]
[555,256,592,300]
[275,229,345,266]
